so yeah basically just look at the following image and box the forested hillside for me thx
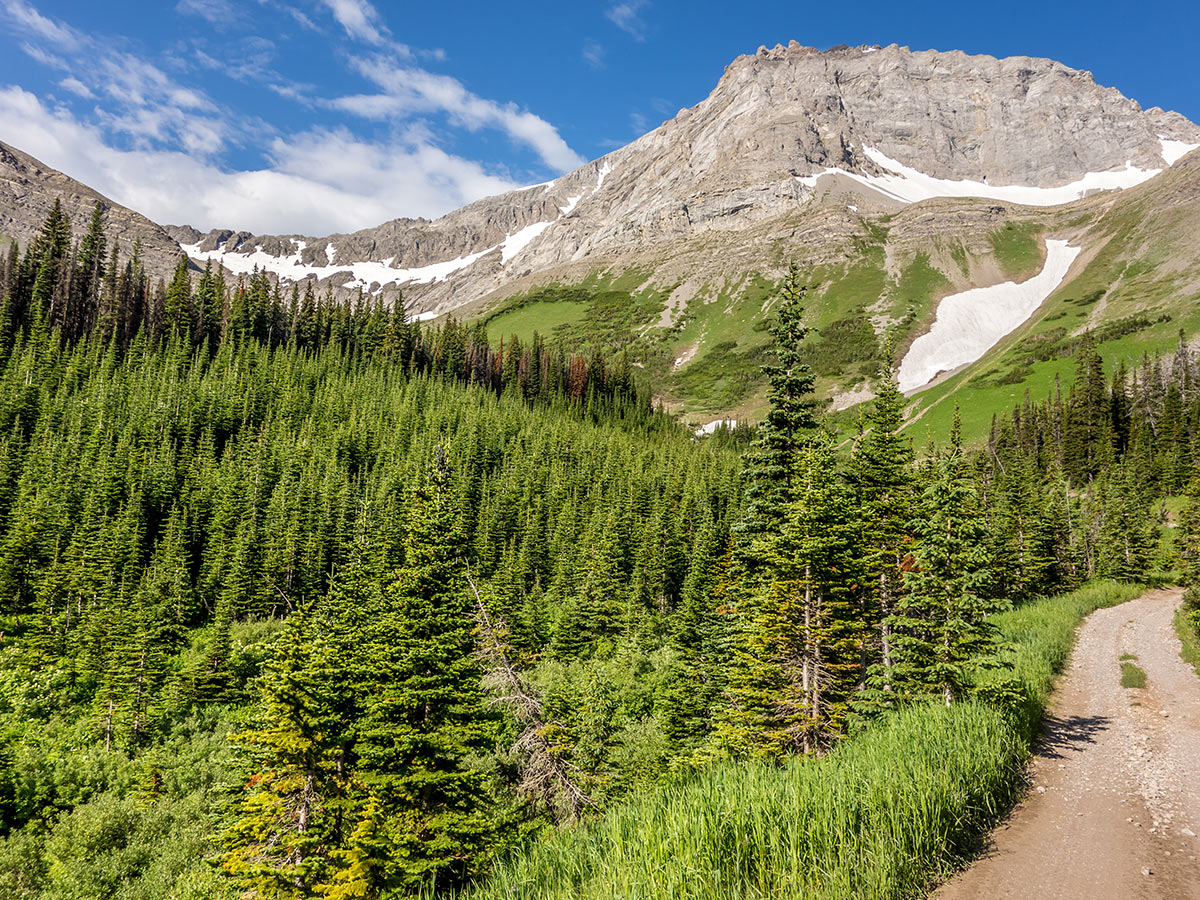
[0,202,1195,898]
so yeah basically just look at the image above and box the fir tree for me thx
[349,449,494,894]
[889,418,1001,705]
[852,356,915,690]
[737,264,817,558]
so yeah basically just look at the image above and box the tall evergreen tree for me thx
[737,264,817,558]
[888,419,1001,705]
[852,356,915,690]
[348,450,494,894]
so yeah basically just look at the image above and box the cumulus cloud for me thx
[5,0,229,153]
[0,86,523,234]
[0,0,585,235]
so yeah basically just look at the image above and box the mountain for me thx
[0,139,183,283]
[5,43,1200,432]
[177,43,1198,313]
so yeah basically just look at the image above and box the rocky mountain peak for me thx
[160,44,1200,318]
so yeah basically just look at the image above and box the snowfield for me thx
[1160,136,1200,166]
[897,239,1081,393]
[799,146,1170,207]
[500,222,552,263]
[180,157,623,293]
[180,239,498,293]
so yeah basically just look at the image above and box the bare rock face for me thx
[0,140,183,283]
[178,44,1199,317]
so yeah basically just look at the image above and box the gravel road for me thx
[933,587,1200,900]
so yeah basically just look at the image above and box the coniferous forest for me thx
[0,202,1197,898]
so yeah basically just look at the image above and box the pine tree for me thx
[658,510,724,751]
[766,429,864,750]
[889,419,1001,705]
[348,449,494,894]
[737,263,817,557]
[1063,334,1110,484]
[220,595,360,897]
[852,357,914,691]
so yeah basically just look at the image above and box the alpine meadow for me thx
[2,3,1200,899]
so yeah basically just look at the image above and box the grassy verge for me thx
[1174,592,1200,678]
[466,581,1140,900]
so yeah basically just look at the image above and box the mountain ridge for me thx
[174,42,1199,321]
[0,139,183,283]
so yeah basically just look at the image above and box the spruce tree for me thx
[737,263,817,557]
[767,429,864,750]
[852,356,914,691]
[349,449,493,894]
[889,419,1001,705]
[220,595,361,897]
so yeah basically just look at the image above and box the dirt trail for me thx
[933,587,1200,900]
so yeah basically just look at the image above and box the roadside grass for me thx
[1174,597,1200,679]
[466,581,1141,900]
[1120,661,1148,689]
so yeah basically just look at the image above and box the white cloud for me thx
[3,0,82,49]
[0,86,524,234]
[606,1,648,40]
[58,76,92,98]
[8,1,229,155]
[318,0,391,46]
[175,0,238,26]
[582,39,605,69]
[1,0,586,237]
[19,41,66,70]
[339,58,586,171]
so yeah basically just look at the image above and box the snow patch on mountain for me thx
[595,160,613,192]
[851,148,1161,206]
[800,149,1162,207]
[897,239,1082,393]
[695,419,737,436]
[180,239,500,292]
[559,193,584,216]
[500,222,552,263]
[1160,136,1200,166]
[182,161,615,289]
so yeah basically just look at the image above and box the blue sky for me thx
[1,0,1197,234]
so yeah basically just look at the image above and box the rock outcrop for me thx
[0,140,184,283]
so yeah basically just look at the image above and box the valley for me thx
[1,17,1200,900]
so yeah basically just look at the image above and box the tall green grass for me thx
[465,581,1141,900]
[1175,591,1200,677]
